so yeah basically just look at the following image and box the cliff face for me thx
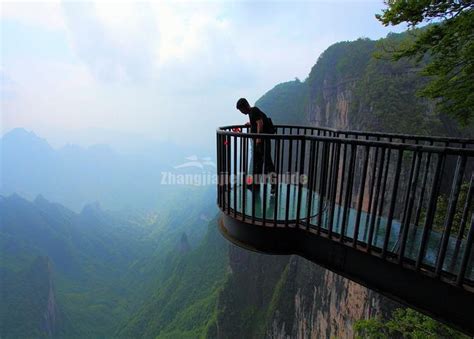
[216,245,290,338]
[25,256,61,338]
[221,35,457,339]
[265,257,396,339]
[0,256,62,338]
[305,40,376,131]
[258,36,467,136]
[42,258,59,338]
[307,75,356,130]
[217,246,396,339]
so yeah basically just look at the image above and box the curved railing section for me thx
[216,124,474,289]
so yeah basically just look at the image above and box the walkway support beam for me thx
[216,124,474,335]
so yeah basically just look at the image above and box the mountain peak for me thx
[79,202,109,225]
[175,232,191,254]
[81,201,102,214]
[34,194,49,205]
[7,193,29,203]
[1,128,54,155]
[2,128,40,142]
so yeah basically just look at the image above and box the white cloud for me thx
[1,0,406,149]
[61,1,159,83]
[151,1,228,65]
[1,1,66,30]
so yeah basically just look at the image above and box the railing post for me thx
[457,173,474,240]
[398,151,422,263]
[435,155,467,276]
[336,141,348,229]
[317,141,328,235]
[296,139,306,227]
[374,144,392,245]
[354,145,370,247]
[285,138,293,227]
[368,146,386,252]
[233,135,238,218]
[251,138,256,224]
[456,213,474,286]
[413,150,433,229]
[416,153,445,270]
[305,140,316,230]
[262,137,269,226]
[242,136,248,222]
[217,133,221,208]
[382,149,403,259]
[273,138,281,226]
[363,142,379,242]
[226,135,231,215]
[341,143,356,241]
[239,134,244,215]
[327,142,341,238]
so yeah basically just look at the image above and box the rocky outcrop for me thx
[27,256,61,338]
[216,244,397,339]
[42,258,59,338]
[175,232,191,253]
[216,244,290,338]
[266,257,396,339]
[0,256,62,338]
[307,78,357,130]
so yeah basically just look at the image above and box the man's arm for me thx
[256,118,264,144]
[256,119,263,133]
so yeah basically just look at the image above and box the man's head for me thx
[236,98,251,114]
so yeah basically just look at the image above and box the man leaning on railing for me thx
[236,98,277,195]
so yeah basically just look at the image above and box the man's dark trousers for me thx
[253,139,275,182]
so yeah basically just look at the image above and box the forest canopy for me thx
[377,0,474,125]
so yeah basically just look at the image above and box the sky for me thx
[1,0,407,151]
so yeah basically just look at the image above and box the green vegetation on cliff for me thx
[377,1,474,125]
[354,308,468,339]
[0,257,68,338]
[256,79,308,124]
[0,190,215,337]
[117,218,227,338]
[257,32,472,139]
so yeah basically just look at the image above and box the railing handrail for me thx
[216,123,474,290]
[218,124,474,145]
[275,124,474,144]
[217,125,474,156]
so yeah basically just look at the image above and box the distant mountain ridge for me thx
[0,193,143,336]
[1,128,213,211]
[0,190,215,337]
[1,256,65,338]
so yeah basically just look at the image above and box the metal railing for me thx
[216,124,474,288]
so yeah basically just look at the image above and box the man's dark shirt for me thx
[248,106,276,175]
[249,107,268,133]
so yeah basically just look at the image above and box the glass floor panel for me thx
[228,183,473,281]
